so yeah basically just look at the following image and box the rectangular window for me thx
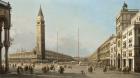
[129,44,132,47]
[138,37,140,47]
[139,50,140,56]
[114,47,116,52]
[129,31,132,36]
[129,38,132,43]
[129,38,132,47]
[123,34,126,39]
[129,50,132,57]
[123,15,127,20]
[123,51,126,57]
[123,41,126,48]
[123,59,126,67]
[127,15,130,20]
[139,17,140,21]
[138,28,140,34]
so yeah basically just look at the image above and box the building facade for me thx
[122,12,140,72]
[88,49,98,63]
[116,2,139,69]
[110,35,117,67]
[9,50,74,63]
[89,35,115,67]
[90,36,114,66]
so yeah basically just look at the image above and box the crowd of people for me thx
[16,65,34,74]
[9,63,73,75]
[7,62,119,75]
[1,62,132,76]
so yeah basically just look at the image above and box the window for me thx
[129,31,132,36]
[129,50,132,57]
[138,28,140,34]
[123,15,127,20]
[37,22,40,24]
[110,48,113,53]
[139,50,140,56]
[123,41,126,48]
[123,59,126,67]
[114,47,116,52]
[123,51,126,57]
[139,37,140,47]
[123,34,126,39]
[129,44,132,47]
[118,41,120,47]
[129,38,132,47]
[127,15,130,20]
[129,38,132,43]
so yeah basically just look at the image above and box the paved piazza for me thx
[0,65,140,78]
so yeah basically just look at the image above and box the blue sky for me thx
[3,0,140,57]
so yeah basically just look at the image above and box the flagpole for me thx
[78,26,80,63]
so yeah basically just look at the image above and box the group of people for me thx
[42,64,66,74]
[9,63,74,75]
[80,65,108,75]
[122,66,130,73]
[16,65,34,74]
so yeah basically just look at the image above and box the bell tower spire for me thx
[36,6,45,60]
[38,5,43,16]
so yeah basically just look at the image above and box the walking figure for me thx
[88,66,93,73]
[81,70,85,75]
[29,66,33,74]
[58,66,64,74]
[103,66,107,72]
[17,66,23,74]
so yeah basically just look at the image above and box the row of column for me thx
[0,21,10,73]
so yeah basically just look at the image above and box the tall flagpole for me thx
[78,26,80,62]
[57,32,59,62]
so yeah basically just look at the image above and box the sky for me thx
[2,0,140,57]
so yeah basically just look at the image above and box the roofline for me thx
[116,9,139,20]
[0,0,11,9]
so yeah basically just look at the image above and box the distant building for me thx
[88,50,98,63]
[89,35,114,66]
[9,50,74,63]
[98,36,114,66]
[109,35,117,67]
[9,6,74,63]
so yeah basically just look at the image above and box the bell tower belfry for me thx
[36,6,45,59]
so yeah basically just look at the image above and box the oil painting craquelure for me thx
[0,0,140,78]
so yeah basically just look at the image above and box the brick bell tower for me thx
[36,6,45,60]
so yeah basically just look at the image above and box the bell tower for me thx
[36,6,45,59]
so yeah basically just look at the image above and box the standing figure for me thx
[103,65,107,72]
[88,66,93,73]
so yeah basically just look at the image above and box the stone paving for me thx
[0,65,140,78]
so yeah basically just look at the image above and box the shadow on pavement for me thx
[0,72,89,78]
